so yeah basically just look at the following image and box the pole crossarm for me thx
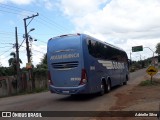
[23,13,39,20]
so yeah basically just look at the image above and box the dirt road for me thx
[96,71,160,120]
[0,69,159,120]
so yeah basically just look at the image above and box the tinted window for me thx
[87,39,127,62]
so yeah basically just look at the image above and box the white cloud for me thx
[9,0,34,5]
[59,0,160,60]
[0,0,5,3]
[0,0,54,10]
[31,44,47,66]
[59,0,108,17]
[0,56,10,67]
[17,43,46,68]
[0,0,35,7]
[9,20,15,26]
[44,0,54,10]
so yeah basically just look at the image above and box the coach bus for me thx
[47,34,129,95]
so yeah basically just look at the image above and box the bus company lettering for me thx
[50,53,80,60]
[98,60,125,69]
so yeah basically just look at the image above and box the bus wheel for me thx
[123,76,128,85]
[106,80,111,93]
[99,81,105,96]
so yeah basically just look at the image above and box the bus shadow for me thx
[57,94,99,101]
[111,85,122,91]
[56,85,124,102]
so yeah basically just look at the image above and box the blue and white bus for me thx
[47,34,129,95]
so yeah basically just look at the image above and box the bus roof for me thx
[48,33,125,52]
[48,33,81,41]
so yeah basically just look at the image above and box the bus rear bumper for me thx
[49,85,87,95]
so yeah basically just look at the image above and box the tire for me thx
[123,81,127,85]
[123,76,128,85]
[123,79,127,85]
[99,81,105,96]
[120,80,124,86]
[106,80,111,93]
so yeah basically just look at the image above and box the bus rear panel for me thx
[47,34,89,94]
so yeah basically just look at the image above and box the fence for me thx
[0,71,48,97]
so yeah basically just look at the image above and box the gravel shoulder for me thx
[96,71,160,120]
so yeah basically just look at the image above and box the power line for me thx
[40,14,70,32]
[0,3,36,13]
[0,3,68,33]
[0,43,14,45]
[0,36,15,39]
[0,46,13,48]
[0,4,25,13]
[0,31,23,37]
[39,16,68,33]
[37,40,47,44]
[0,9,21,15]
[2,54,11,60]
[0,3,71,36]
[29,36,47,44]
[0,47,13,56]
[32,49,46,54]
[34,19,64,35]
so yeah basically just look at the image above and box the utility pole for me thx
[15,27,20,93]
[24,13,39,63]
[144,47,155,66]
[23,13,39,90]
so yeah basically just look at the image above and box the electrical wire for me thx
[18,39,25,49]
[32,49,46,54]
[39,16,68,33]
[37,40,47,44]
[0,3,36,13]
[0,43,14,45]
[0,46,13,48]
[0,47,13,56]
[0,3,74,46]
[0,31,23,37]
[0,3,69,33]
[1,54,11,60]
[21,45,46,54]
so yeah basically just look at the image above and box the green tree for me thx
[8,52,22,74]
[156,43,160,55]
[34,53,47,76]
[41,53,47,65]
[36,53,47,69]
[156,43,160,62]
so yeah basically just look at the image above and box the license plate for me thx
[62,91,69,93]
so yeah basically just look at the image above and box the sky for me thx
[0,0,160,67]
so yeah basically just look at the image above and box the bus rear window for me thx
[48,36,81,52]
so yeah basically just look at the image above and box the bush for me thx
[139,79,160,86]
[33,68,47,76]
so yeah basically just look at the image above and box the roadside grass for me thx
[139,78,160,86]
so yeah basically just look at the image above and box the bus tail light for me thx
[48,71,53,85]
[79,69,87,85]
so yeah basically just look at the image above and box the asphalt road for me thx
[0,68,147,120]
